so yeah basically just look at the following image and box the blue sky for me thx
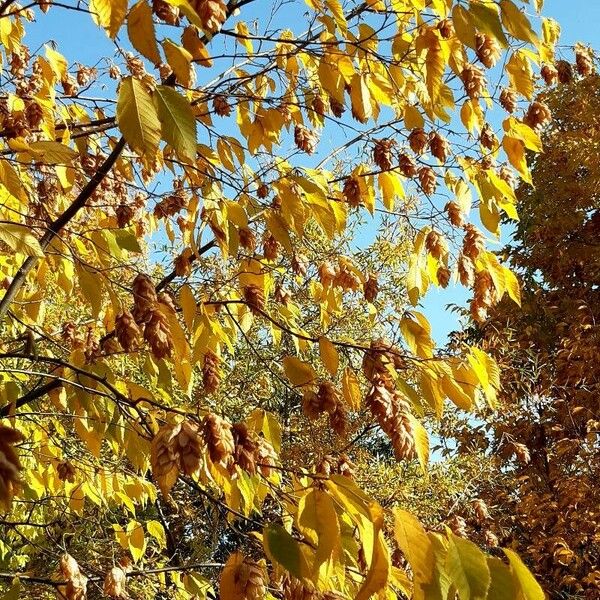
[23,0,599,344]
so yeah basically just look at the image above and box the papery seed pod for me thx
[437,266,451,288]
[0,425,23,510]
[461,64,486,99]
[337,453,356,478]
[472,498,490,523]
[302,390,322,420]
[373,139,395,171]
[144,308,173,359]
[153,0,180,24]
[273,283,292,305]
[294,124,318,154]
[150,424,180,495]
[429,131,450,163]
[103,566,127,599]
[174,421,203,476]
[511,441,531,464]
[116,203,135,228]
[425,230,447,260]
[158,62,173,81]
[479,123,497,150]
[499,87,517,113]
[202,350,221,394]
[556,59,574,84]
[333,261,362,292]
[202,413,234,464]
[418,166,437,195]
[317,381,339,414]
[291,253,308,277]
[364,273,379,303]
[470,298,488,323]
[57,460,76,483]
[458,254,475,287]
[474,269,495,307]
[213,94,231,117]
[343,176,362,207]
[447,515,468,538]
[190,0,226,31]
[61,75,78,96]
[263,233,280,261]
[541,63,558,86]
[462,224,484,261]
[243,284,265,314]
[115,311,141,352]
[256,183,269,199]
[158,291,177,312]
[523,100,552,130]
[445,200,464,227]
[238,227,256,252]
[329,401,348,437]
[256,438,277,477]
[232,422,257,473]
[311,93,327,117]
[408,127,428,155]
[56,554,88,600]
[575,46,594,77]
[318,261,339,287]
[398,152,418,178]
[498,165,517,189]
[484,530,499,548]
[174,249,193,277]
[132,274,157,320]
[475,33,501,69]
[437,18,455,39]
[25,100,43,128]
[389,400,415,460]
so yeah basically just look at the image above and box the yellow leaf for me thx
[325,0,347,34]
[400,312,434,359]
[182,26,213,66]
[90,0,127,38]
[263,524,312,580]
[0,223,44,257]
[404,104,424,129]
[500,0,538,45]
[350,73,372,123]
[468,0,508,47]
[410,415,429,472]
[282,355,316,387]
[234,21,254,54]
[154,85,197,162]
[503,266,521,306]
[127,520,146,562]
[179,283,197,330]
[502,135,531,184]
[163,39,194,87]
[318,337,339,376]
[342,367,361,410]
[504,549,545,600]
[146,520,166,548]
[445,532,491,600]
[127,0,161,65]
[117,76,162,157]
[378,171,404,211]
[506,51,534,100]
[356,503,390,600]
[220,552,245,599]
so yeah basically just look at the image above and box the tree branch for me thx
[0,137,126,322]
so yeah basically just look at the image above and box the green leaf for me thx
[445,532,491,600]
[154,85,197,162]
[263,524,310,580]
[116,76,161,157]
[504,549,545,600]
[469,1,508,47]
[0,222,44,257]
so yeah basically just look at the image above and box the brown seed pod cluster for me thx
[316,453,356,479]
[462,223,484,261]
[398,152,418,178]
[294,124,319,154]
[470,269,496,322]
[425,229,448,260]
[56,554,88,600]
[302,382,348,437]
[57,460,76,483]
[461,64,487,99]
[499,87,517,113]
[475,33,501,69]
[318,258,362,291]
[523,101,552,130]
[418,166,437,195]
[363,273,379,303]
[373,139,395,171]
[429,131,450,163]
[541,63,558,86]
[263,233,280,261]
[202,349,221,394]
[343,175,362,207]
[190,0,227,32]
[437,17,455,39]
[243,284,265,314]
[103,566,127,599]
[152,0,180,24]
[445,200,464,227]
[213,94,231,117]
[408,127,428,155]
[0,425,23,510]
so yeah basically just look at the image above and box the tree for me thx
[0,0,564,597]
[452,67,600,598]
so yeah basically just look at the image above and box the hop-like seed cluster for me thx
[447,515,468,538]
[202,350,221,394]
[556,60,574,84]
[425,230,447,260]
[437,266,451,288]
[479,123,497,151]
[0,425,23,510]
[132,274,157,322]
[524,101,552,130]
[398,152,418,178]
[291,253,309,276]
[263,233,280,260]
[363,273,379,303]
[461,64,486,99]
[373,139,395,171]
[462,224,484,261]
[56,554,88,600]
[470,269,495,322]
[153,0,180,24]
[437,17,455,39]
[457,254,475,287]
[408,127,428,155]
[202,413,235,465]
[343,176,362,207]
[191,0,227,31]
[232,422,258,474]
[294,124,319,154]
[329,97,345,118]
[103,566,127,599]
[472,498,490,523]
[475,33,501,69]
[499,87,517,113]
[144,308,173,359]
[541,63,558,86]
[115,310,141,352]
[243,284,265,314]
[418,166,437,195]
[239,227,257,252]
[445,200,464,227]
[429,131,450,163]
[213,94,231,117]
[575,46,594,77]
[57,460,76,483]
